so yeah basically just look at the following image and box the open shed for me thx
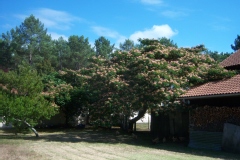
[179,50,240,152]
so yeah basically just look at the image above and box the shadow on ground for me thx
[1,128,239,160]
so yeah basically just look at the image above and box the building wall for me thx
[187,99,240,151]
[36,111,87,128]
[222,123,240,153]
[189,96,240,107]
[0,122,12,129]
[36,112,66,128]
[136,113,151,123]
[151,111,189,139]
[188,131,223,151]
[0,116,12,128]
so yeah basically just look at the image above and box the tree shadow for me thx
[0,128,239,159]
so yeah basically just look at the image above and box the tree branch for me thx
[129,106,148,124]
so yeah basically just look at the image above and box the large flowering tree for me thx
[67,39,235,129]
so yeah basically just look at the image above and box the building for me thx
[180,50,240,152]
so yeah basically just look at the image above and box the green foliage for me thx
[231,35,240,51]
[74,39,234,128]
[53,37,71,70]
[205,50,232,62]
[0,38,15,68]
[0,14,235,130]
[158,37,178,48]
[68,35,95,70]
[0,63,57,132]
[35,59,55,75]
[204,64,236,81]
[1,16,95,71]
[119,39,134,51]
[166,50,183,60]
[42,71,86,126]
[95,36,115,58]
[1,15,52,67]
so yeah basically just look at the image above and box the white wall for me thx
[0,122,12,128]
[134,113,151,123]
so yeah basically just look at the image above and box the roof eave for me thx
[179,93,240,100]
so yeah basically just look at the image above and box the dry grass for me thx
[136,123,150,131]
[0,128,239,160]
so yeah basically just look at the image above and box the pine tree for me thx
[0,62,57,136]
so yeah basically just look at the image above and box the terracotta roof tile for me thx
[220,50,240,67]
[180,74,240,98]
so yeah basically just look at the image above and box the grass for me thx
[0,128,239,160]
[136,123,150,131]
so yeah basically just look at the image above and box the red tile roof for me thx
[220,50,240,67]
[180,74,240,98]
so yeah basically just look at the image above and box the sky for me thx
[0,0,239,53]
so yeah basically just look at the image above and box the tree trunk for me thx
[29,52,32,65]
[75,62,80,70]
[14,119,39,137]
[65,115,70,128]
[128,107,148,131]
[120,115,129,130]
[23,120,39,137]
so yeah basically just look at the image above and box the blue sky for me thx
[0,0,239,53]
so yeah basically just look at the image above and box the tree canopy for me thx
[42,71,86,127]
[1,15,52,67]
[0,15,235,132]
[119,39,135,51]
[231,35,240,51]
[64,39,234,129]
[0,15,96,72]
[158,37,178,48]
[68,35,95,70]
[0,63,57,136]
[205,50,232,62]
[94,36,115,58]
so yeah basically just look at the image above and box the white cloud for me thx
[91,25,177,49]
[140,0,163,5]
[49,32,68,41]
[209,16,231,31]
[1,24,13,30]
[161,10,187,18]
[14,8,82,32]
[116,36,128,45]
[14,14,26,20]
[89,41,95,48]
[91,26,128,48]
[33,8,82,30]
[129,25,177,43]
[91,26,122,39]
[14,9,74,42]
[211,24,228,31]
